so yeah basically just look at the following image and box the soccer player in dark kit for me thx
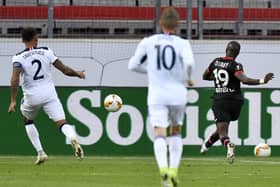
[201,41,274,163]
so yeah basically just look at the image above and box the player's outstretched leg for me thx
[71,138,84,160]
[200,131,220,154]
[24,121,47,165]
[59,123,84,160]
[200,142,209,154]
[35,150,48,165]
[226,142,235,164]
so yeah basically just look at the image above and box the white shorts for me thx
[20,97,65,122]
[148,105,186,128]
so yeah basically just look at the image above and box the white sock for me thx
[25,124,43,153]
[153,136,168,169]
[60,124,77,140]
[169,135,183,169]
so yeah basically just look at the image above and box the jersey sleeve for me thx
[181,41,195,80]
[181,41,195,67]
[128,38,148,73]
[12,55,22,68]
[207,58,217,73]
[46,48,58,64]
[233,63,244,76]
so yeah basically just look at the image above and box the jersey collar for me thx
[223,56,234,60]
[161,32,175,36]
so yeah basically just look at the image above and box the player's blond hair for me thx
[160,7,180,31]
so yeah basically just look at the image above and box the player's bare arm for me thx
[187,80,194,87]
[202,68,214,80]
[53,59,85,79]
[187,66,194,86]
[8,67,21,113]
[235,72,274,85]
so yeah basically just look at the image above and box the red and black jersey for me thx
[207,56,244,100]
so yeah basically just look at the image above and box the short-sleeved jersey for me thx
[12,47,58,102]
[207,57,244,100]
[128,33,195,105]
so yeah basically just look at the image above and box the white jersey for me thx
[12,47,58,104]
[128,33,195,105]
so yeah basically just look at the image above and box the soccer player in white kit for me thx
[128,7,195,187]
[8,27,84,165]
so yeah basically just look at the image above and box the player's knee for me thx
[24,118,34,125]
[170,126,181,136]
[55,119,67,128]
[217,122,229,134]
[154,127,167,137]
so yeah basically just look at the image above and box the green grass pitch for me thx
[0,156,279,187]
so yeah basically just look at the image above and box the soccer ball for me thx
[254,143,271,157]
[104,94,122,112]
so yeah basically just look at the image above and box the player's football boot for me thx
[200,142,208,154]
[71,139,84,160]
[226,142,235,164]
[169,168,179,187]
[160,168,172,187]
[35,151,48,165]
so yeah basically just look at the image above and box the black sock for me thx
[205,134,219,148]
[220,136,230,147]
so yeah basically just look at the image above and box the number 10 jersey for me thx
[129,34,195,105]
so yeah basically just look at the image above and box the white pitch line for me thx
[0,156,280,165]
[186,157,280,165]
[237,159,280,165]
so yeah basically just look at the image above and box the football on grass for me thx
[254,143,271,157]
[104,94,122,112]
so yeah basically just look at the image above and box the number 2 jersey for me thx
[12,47,58,104]
[207,56,244,100]
[128,33,195,105]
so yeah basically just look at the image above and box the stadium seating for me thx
[2,0,280,8]
[0,0,279,38]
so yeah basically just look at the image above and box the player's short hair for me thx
[21,27,37,42]
[226,41,241,58]
[160,7,180,30]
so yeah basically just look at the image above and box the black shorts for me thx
[212,99,244,123]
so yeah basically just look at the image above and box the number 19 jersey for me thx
[129,34,195,105]
[12,47,58,103]
[207,57,244,100]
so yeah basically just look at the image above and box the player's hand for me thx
[8,101,16,113]
[77,70,85,79]
[187,80,194,87]
[264,73,274,83]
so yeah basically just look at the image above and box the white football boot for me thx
[200,142,208,154]
[71,139,84,160]
[226,142,235,164]
[160,168,172,187]
[35,151,48,165]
